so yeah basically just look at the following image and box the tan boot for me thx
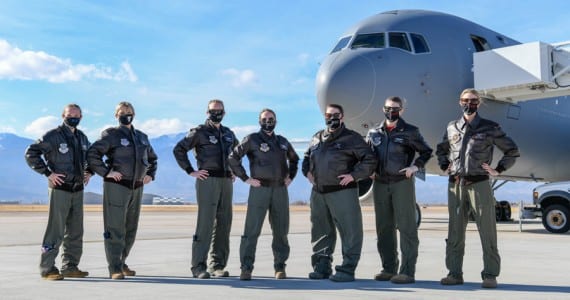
[440,274,464,285]
[240,270,252,281]
[211,269,229,277]
[482,277,498,288]
[110,273,125,280]
[61,267,89,278]
[275,271,286,279]
[374,271,395,281]
[122,265,136,276]
[41,268,64,281]
[390,274,415,284]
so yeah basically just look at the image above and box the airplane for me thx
[315,9,570,224]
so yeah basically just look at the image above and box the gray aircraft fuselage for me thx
[316,9,570,182]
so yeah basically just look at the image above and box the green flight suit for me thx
[240,185,290,272]
[40,188,84,275]
[310,188,363,276]
[446,180,500,279]
[102,182,143,274]
[192,176,233,274]
[373,178,418,277]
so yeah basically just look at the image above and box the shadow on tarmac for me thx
[65,276,570,294]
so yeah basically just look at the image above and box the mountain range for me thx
[0,132,538,205]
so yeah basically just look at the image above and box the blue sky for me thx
[1,0,569,142]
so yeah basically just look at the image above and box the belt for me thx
[51,182,84,192]
[203,169,232,178]
[314,182,357,194]
[258,179,285,187]
[449,175,489,186]
[104,178,144,189]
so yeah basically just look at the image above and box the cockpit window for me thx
[470,35,490,52]
[347,32,430,54]
[388,32,411,52]
[330,36,352,53]
[410,33,430,53]
[350,33,385,49]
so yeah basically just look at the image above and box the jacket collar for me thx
[457,113,481,131]
[321,123,345,142]
[204,120,224,132]
[258,130,276,142]
[378,117,407,133]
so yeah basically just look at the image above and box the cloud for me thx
[24,116,60,138]
[136,118,194,138]
[230,125,258,139]
[0,126,16,134]
[0,39,137,83]
[221,68,257,87]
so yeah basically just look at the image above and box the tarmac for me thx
[0,205,568,300]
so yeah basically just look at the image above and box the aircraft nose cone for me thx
[316,52,376,121]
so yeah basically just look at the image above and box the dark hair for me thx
[326,104,344,115]
[385,96,404,108]
[258,108,276,120]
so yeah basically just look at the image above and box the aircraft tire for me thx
[497,200,511,222]
[542,204,570,234]
[495,201,503,222]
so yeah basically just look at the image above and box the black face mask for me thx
[119,114,134,126]
[260,123,276,133]
[384,111,399,122]
[462,103,478,115]
[259,116,276,133]
[208,110,224,123]
[326,118,341,131]
[64,117,80,128]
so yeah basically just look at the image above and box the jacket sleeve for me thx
[172,129,198,174]
[301,137,315,177]
[365,129,377,153]
[410,129,433,169]
[435,129,451,171]
[81,133,94,175]
[87,131,112,177]
[227,136,250,181]
[349,134,377,181]
[146,143,158,179]
[285,139,300,180]
[24,136,52,177]
[491,125,520,173]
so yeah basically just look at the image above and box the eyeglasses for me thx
[460,98,480,104]
[324,112,342,119]
[383,106,402,112]
[260,117,275,124]
[208,109,224,114]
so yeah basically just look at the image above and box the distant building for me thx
[152,197,185,205]
[0,201,20,205]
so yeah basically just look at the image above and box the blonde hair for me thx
[460,88,480,99]
[114,101,135,116]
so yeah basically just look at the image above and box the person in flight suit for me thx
[173,99,238,279]
[25,103,91,280]
[366,96,432,284]
[302,103,377,282]
[87,101,158,280]
[436,88,519,289]
[228,108,299,281]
